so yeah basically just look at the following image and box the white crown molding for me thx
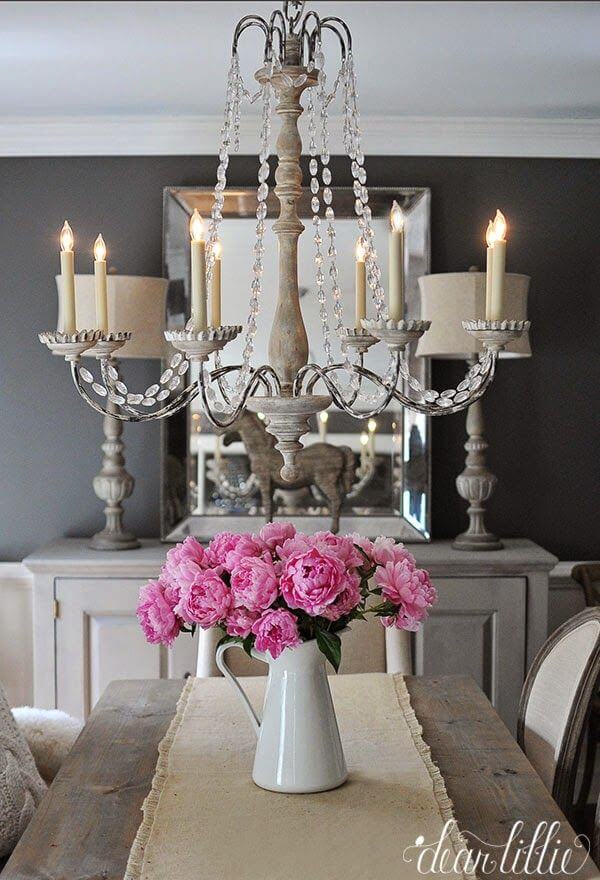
[0,114,599,159]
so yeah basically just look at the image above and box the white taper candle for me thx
[389,200,405,322]
[93,234,108,333]
[190,209,207,332]
[59,221,76,334]
[355,238,366,330]
[211,239,222,328]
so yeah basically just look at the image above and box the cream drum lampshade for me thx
[416,272,531,360]
[56,275,170,359]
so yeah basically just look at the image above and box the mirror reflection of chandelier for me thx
[40,0,529,483]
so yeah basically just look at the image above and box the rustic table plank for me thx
[1,679,182,880]
[2,676,598,880]
[406,675,598,879]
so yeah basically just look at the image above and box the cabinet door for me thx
[413,577,526,733]
[55,578,194,718]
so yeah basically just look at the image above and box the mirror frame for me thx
[161,185,431,542]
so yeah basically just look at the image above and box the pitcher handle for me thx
[215,642,267,738]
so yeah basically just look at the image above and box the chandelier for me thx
[40,0,529,485]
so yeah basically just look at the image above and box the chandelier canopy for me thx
[40,0,529,486]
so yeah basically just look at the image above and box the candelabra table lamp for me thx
[417,270,531,550]
[56,274,169,550]
[40,1,531,519]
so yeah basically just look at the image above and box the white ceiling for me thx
[1,1,599,156]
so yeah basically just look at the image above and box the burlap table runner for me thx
[124,673,473,879]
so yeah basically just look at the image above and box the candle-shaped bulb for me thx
[485,219,496,247]
[60,220,74,252]
[360,432,369,447]
[319,411,329,425]
[355,237,366,262]
[94,233,106,262]
[190,209,204,242]
[213,238,222,259]
[367,418,377,434]
[390,200,404,233]
[492,209,507,241]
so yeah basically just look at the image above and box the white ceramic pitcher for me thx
[216,635,348,793]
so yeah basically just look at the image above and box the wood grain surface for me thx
[2,675,597,880]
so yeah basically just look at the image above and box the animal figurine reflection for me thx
[220,411,355,533]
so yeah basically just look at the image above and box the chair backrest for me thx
[517,608,600,812]
[572,564,600,608]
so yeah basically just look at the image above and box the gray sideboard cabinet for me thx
[24,538,556,730]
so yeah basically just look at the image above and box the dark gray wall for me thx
[1,155,598,561]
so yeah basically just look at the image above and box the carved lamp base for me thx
[90,527,140,552]
[90,404,140,552]
[452,367,502,552]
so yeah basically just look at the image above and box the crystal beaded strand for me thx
[316,47,346,344]
[210,61,273,403]
[307,84,333,366]
[236,78,273,393]
[206,53,241,284]
[343,53,386,318]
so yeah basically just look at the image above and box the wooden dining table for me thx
[2,675,598,880]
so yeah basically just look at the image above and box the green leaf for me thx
[242,634,254,658]
[315,628,342,673]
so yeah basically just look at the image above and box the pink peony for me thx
[370,536,416,568]
[224,533,268,571]
[162,536,214,581]
[375,561,437,631]
[252,608,301,659]
[349,533,375,565]
[312,531,364,568]
[259,521,296,552]
[281,547,351,616]
[230,556,279,612]
[225,607,260,638]
[208,531,242,568]
[174,568,232,628]
[320,573,362,621]
[277,533,313,561]
[137,579,181,647]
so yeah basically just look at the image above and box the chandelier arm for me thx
[320,16,352,55]
[210,363,279,406]
[319,20,347,62]
[268,10,286,62]
[353,351,498,416]
[232,16,270,56]
[304,353,365,405]
[299,11,321,64]
[390,350,499,415]
[294,348,499,419]
[199,364,279,430]
[293,355,400,419]
[70,361,200,423]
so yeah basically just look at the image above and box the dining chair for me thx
[517,607,600,817]
[572,564,600,818]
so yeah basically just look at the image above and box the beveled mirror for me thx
[162,186,431,541]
